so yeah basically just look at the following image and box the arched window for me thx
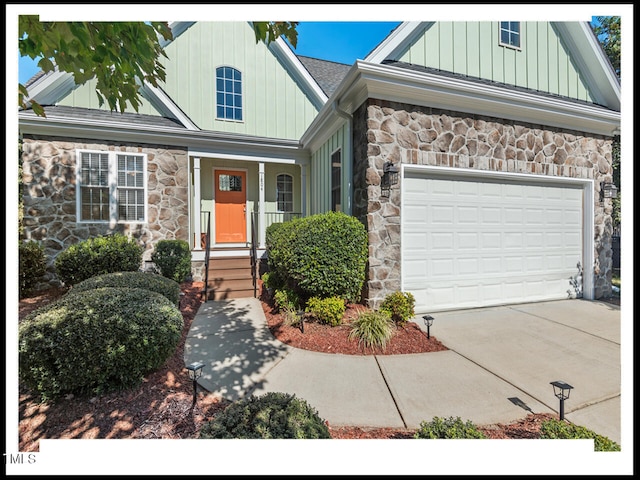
[276,174,293,212]
[216,66,243,121]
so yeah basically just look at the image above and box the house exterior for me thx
[19,20,621,313]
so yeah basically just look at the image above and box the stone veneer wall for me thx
[20,135,191,288]
[352,98,616,309]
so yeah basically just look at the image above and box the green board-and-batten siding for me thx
[397,21,595,103]
[310,123,348,214]
[58,22,319,140]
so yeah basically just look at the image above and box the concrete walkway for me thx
[184,297,621,445]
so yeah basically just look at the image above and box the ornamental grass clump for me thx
[19,287,183,402]
[348,310,395,351]
[199,392,331,439]
[414,416,487,439]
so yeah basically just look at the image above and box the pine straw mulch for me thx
[17,282,572,449]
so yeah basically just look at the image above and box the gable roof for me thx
[297,56,351,97]
[365,21,620,112]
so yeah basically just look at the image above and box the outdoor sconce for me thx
[380,161,399,197]
[600,182,618,201]
[186,361,205,407]
[423,315,434,339]
[550,380,573,421]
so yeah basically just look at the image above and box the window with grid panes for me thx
[276,174,293,212]
[216,66,243,121]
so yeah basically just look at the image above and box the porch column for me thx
[259,162,266,248]
[300,163,307,217]
[193,157,202,250]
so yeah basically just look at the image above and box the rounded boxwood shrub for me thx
[380,291,416,325]
[151,239,192,283]
[540,418,620,451]
[306,296,346,326]
[70,271,181,305]
[19,287,183,402]
[414,416,487,439]
[348,310,395,350]
[19,240,47,298]
[54,233,143,286]
[266,211,367,303]
[199,392,331,439]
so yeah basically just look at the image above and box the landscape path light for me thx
[550,380,573,421]
[186,361,205,407]
[423,315,434,339]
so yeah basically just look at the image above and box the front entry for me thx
[214,169,247,243]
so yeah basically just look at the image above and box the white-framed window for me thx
[276,173,293,212]
[331,149,341,212]
[499,21,521,49]
[216,66,243,121]
[77,150,147,223]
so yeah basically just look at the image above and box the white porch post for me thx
[300,163,307,217]
[259,162,266,248]
[193,157,202,250]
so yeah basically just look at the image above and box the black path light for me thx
[297,309,305,333]
[550,380,574,421]
[423,315,434,339]
[186,361,205,407]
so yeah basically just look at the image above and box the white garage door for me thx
[402,172,584,313]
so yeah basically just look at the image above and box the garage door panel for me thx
[402,172,584,312]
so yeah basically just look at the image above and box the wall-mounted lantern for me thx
[600,182,618,202]
[381,161,399,197]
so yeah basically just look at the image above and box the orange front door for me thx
[214,169,247,243]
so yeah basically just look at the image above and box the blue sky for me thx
[18,21,400,84]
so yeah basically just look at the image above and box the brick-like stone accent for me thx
[21,135,189,287]
[353,99,615,308]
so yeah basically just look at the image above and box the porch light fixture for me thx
[550,380,573,421]
[186,361,205,407]
[423,315,434,339]
[600,182,618,201]
[381,161,399,197]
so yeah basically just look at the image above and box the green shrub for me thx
[19,287,183,402]
[54,233,143,286]
[151,239,192,283]
[19,240,47,298]
[414,416,487,439]
[266,211,368,303]
[348,310,395,350]
[70,271,181,305]
[199,392,331,439]
[540,418,621,451]
[380,291,415,325]
[273,287,300,312]
[306,296,346,326]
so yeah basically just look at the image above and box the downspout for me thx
[332,100,353,215]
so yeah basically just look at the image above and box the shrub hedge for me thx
[306,296,346,326]
[151,239,192,283]
[380,291,415,325]
[19,287,183,401]
[70,271,182,305]
[199,392,331,439]
[539,418,621,451]
[19,240,47,298]
[265,211,367,303]
[54,233,143,286]
[414,416,487,439]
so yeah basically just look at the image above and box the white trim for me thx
[364,21,428,63]
[193,157,202,251]
[498,21,522,50]
[400,164,595,300]
[140,83,200,130]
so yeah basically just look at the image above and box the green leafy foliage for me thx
[266,211,368,303]
[414,416,487,439]
[252,21,299,48]
[540,418,621,451]
[348,310,395,351]
[19,287,183,402]
[199,392,330,439]
[306,296,346,326]
[151,239,192,283]
[19,240,47,298]
[273,287,300,312]
[380,291,415,325]
[592,16,620,77]
[53,233,143,286]
[70,271,181,305]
